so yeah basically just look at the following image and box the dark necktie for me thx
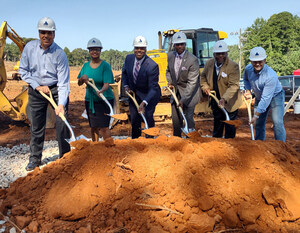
[133,61,140,84]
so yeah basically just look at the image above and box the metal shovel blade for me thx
[65,135,89,144]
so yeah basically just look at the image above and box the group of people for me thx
[19,17,286,171]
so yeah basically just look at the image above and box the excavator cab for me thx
[161,28,228,68]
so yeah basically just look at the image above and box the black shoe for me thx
[25,161,40,171]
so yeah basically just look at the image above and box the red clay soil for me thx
[0,136,300,232]
[1,64,300,232]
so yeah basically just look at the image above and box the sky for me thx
[2,0,300,52]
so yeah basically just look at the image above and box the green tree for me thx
[69,48,89,66]
[243,12,300,75]
[228,45,239,64]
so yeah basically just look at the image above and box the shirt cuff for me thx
[143,100,148,106]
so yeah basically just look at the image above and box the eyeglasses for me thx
[175,43,185,46]
[89,48,101,52]
[39,30,54,35]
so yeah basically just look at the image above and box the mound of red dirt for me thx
[1,136,300,232]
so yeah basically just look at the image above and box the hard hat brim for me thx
[38,28,56,31]
[213,49,229,53]
[249,56,267,61]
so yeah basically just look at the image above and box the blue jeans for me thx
[254,90,286,142]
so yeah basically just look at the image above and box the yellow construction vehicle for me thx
[148,28,227,90]
[0,21,28,121]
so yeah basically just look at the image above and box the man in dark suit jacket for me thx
[166,31,201,137]
[122,36,161,139]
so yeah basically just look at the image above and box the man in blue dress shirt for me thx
[243,47,286,142]
[19,17,71,171]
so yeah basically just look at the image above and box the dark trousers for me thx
[171,102,195,137]
[129,95,156,139]
[211,101,238,139]
[28,86,70,163]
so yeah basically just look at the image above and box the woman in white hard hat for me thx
[78,38,115,141]
[243,47,286,142]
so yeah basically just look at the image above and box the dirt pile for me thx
[1,136,300,232]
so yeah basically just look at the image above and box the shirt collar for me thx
[135,55,145,64]
[39,41,55,52]
[214,61,223,69]
[176,50,185,59]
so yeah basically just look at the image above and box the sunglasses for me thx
[39,30,54,35]
[89,48,101,52]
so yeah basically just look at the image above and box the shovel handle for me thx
[165,86,189,134]
[209,91,230,121]
[209,91,219,104]
[126,91,140,109]
[39,90,76,141]
[242,94,253,122]
[39,91,66,121]
[242,94,255,140]
[165,86,180,106]
[126,91,149,129]
[87,80,114,115]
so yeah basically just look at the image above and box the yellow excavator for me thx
[0,21,28,121]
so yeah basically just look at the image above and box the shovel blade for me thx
[223,119,242,128]
[65,135,88,144]
[142,127,160,136]
[181,127,189,136]
[186,130,201,139]
[111,113,128,121]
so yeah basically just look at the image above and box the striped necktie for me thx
[133,61,140,84]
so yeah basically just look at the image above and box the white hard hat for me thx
[87,38,103,49]
[133,36,147,47]
[172,31,187,44]
[249,47,267,61]
[37,17,56,31]
[213,40,229,53]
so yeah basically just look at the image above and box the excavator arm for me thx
[0,21,28,121]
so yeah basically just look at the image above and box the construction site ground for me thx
[0,62,300,232]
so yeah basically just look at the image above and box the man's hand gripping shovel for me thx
[125,90,160,137]
[164,86,192,137]
[39,91,88,143]
[87,79,128,128]
[242,94,255,140]
[209,91,242,128]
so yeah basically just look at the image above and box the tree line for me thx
[4,40,132,70]
[228,11,300,76]
[3,11,300,75]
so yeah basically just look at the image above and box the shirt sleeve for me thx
[103,62,115,84]
[19,43,40,89]
[77,63,86,79]
[256,75,277,113]
[243,65,251,91]
[57,51,70,106]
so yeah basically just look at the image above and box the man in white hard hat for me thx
[201,40,242,138]
[19,17,70,171]
[122,36,161,139]
[166,31,201,137]
[243,47,286,142]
